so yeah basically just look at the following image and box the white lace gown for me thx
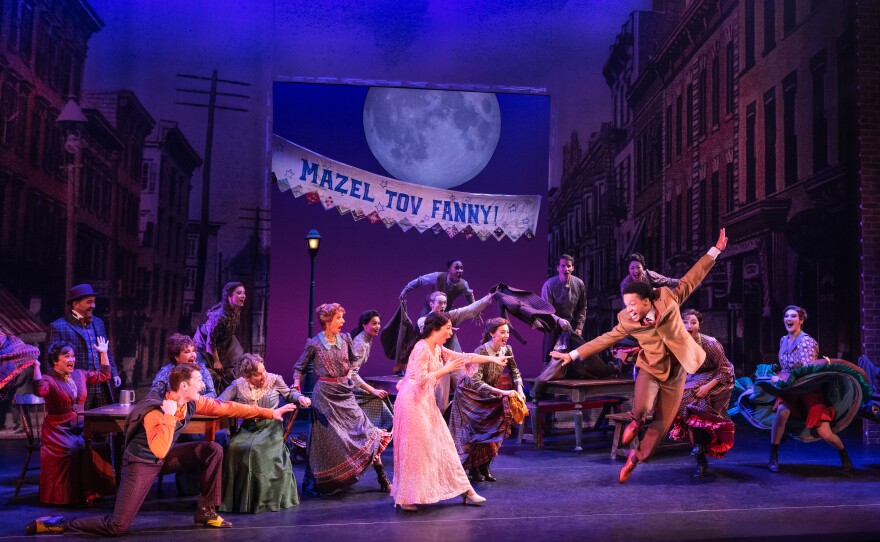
[391,340,473,505]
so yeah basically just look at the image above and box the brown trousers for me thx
[66,440,223,536]
[631,362,686,462]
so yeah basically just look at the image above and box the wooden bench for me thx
[520,396,625,450]
[607,411,690,460]
[522,377,635,451]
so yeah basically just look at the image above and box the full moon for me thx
[363,87,501,189]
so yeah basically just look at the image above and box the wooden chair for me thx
[13,394,46,498]
[283,406,307,463]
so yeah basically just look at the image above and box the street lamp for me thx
[304,229,321,395]
[305,229,322,337]
[56,98,88,295]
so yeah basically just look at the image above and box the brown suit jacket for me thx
[573,253,716,381]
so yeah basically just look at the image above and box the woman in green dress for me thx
[218,354,311,513]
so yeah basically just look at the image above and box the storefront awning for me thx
[0,286,47,344]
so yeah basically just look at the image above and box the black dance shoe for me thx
[374,463,391,492]
[479,463,497,482]
[692,454,708,478]
[468,467,484,482]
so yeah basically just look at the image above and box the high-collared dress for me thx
[449,341,523,469]
[294,333,391,495]
[33,366,115,504]
[391,340,474,506]
[218,372,300,512]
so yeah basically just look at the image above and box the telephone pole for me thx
[176,69,250,313]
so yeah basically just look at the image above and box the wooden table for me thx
[525,378,635,451]
[83,403,222,480]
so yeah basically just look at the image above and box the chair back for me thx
[13,394,46,446]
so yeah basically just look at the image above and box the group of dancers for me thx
[8,226,875,535]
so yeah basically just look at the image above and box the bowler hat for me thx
[66,284,98,304]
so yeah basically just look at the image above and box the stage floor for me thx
[1,421,879,541]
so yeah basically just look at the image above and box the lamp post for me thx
[56,98,88,295]
[304,229,321,395]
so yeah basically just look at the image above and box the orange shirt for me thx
[142,396,274,459]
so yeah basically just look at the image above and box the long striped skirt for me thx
[448,376,513,470]
[303,379,391,495]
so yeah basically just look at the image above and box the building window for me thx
[764,88,777,195]
[686,83,694,147]
[783,71,798,186]
[665,200,672,256]
[726,161,735,212]
[811,50,828,172]
[665,104,672,165]
[712,57,720,127]
[699,180,707,246]
[676,193,683,253]
[698,69,707,137]
[676,94,683,155]
[725,41,735,114]
[745,101,756,203]
[784,0,797,35]
[763,0,776,54]
[838,34,857,167]
[745,0,756,69]
[20,1,35,64]
[687,186,694,250]
[711,170,720,235]
[141,161,156,192]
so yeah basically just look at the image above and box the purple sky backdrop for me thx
[269,84,550,377]
[80,0,651,374]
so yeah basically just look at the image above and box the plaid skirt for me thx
[303,380,391,495]
[448,376,513,470]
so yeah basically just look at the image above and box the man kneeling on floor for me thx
[27,363,295,536]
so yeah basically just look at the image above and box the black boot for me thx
[692,453,708,478]
[769,444,780,473]
[468,467,484,482]
[480,462,496,482]
[374,463,391,492]
[839,448,853,471]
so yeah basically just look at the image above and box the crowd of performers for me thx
[0,227,875,535]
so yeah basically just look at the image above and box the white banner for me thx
[271,136,541,241]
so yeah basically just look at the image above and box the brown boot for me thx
[618,449,639,484]
[194,506,232,528]
[621,419,642,446]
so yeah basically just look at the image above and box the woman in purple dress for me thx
[668,309,735,478]
[293,303,392,496]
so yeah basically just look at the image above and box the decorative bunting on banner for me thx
[272,136,541,242]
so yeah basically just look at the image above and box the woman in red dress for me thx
[33,340,115,504]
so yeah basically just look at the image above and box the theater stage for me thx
[1,422,879,541]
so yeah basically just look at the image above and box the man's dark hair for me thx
[559,254,574,265]
[169,364,198,392]
[622,280,656,301]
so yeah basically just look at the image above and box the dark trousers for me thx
[631,363,686,462]
[66,441,223,536]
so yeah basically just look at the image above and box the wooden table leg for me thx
[573,405,583,452]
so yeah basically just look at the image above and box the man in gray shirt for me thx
[540,254,587,363]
